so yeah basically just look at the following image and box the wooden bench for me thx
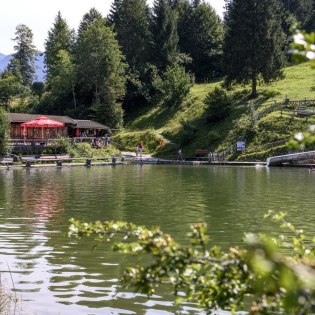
[195,149,208,157]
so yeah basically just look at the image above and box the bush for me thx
[207,130,221,146]
[0,108,10,156]
[153,65,192,108]
[205,87,231,123]
[112,129,164,153]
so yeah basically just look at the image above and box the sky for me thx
[0,0,225,55]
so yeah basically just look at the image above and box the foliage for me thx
[153,64,192,108]
[0,71,26,109]
[69,211,315,314]
[44,11,75,83]
[290,29,315,69]
[286,125,315,151]
[75,20,127,128]
[108,0,153,112]
[111,129,164,153]
[236,145,288,161]
[178,1,224,82]
[54,137,79,157]
[151,0,180,70]
[47,49,76,113]
[31,82,45,99]
[224,113,258,147]
[223,0,287,97]
[9,24,36,87]
[279,0,314,30]
[0,108,10,156]
[109,0,151,70]
[77,8,106,36]
[205,87,231,123]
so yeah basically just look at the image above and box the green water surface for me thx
[0,165,314,314]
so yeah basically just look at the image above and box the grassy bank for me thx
[115,63,314,161]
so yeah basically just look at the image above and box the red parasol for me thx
[21,116,65,141]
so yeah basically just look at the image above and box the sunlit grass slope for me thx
[116,63,314,160]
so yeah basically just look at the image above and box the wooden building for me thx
[8,113,109,140]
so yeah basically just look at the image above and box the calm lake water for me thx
[0,165,315,314]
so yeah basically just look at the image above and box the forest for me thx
[0,0,314,130]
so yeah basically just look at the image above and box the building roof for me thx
[75,120,109,130]
[8,113,76,125]
[7,113,109,130]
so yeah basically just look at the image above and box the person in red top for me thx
[139,142,144,158]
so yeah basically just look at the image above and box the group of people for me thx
[90,135,111,149]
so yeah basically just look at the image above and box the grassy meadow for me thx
[113,62,314,161]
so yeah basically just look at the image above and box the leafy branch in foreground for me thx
[69,212,315,314]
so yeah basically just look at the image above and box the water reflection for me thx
[0,165,314,314]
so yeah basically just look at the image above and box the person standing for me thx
[135,144,139,157]
[177,148,183,161]
[103,134,108,146]
[139,142,144,159]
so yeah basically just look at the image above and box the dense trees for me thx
[1,0,311,127]
[151,0,182,70]
[109,0,153,112]
[178,1,223,81]
[223,0,287,97]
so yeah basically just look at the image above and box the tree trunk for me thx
[72,86,77,111]
[251,75,257,98]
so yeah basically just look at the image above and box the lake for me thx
[0,164,314,314]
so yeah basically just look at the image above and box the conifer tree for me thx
[78,8,106,37]
[108,0,153,111]
[223,0,287,97]
[75,21,126,127]
[109,0,151,70]
[9,24,36,87]
[178,1,223,82]
[151,0,180,70]
[44,12,75,82]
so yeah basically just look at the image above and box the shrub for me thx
[0,108,10,156]
[205,87,231,123]
[153,65,192,108]
[112,130,164,153]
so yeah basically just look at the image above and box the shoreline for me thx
[1,158,315,169]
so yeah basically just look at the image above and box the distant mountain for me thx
[0,52,45,82]
[0,53,7,61]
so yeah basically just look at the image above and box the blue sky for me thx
[0,0,225,55]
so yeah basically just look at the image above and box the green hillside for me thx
[113,63,314,160]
